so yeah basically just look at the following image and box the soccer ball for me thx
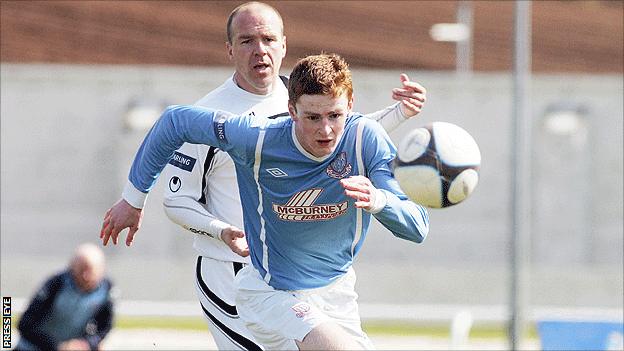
[394,122,481,208]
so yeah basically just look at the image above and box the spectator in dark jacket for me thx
[16,243,113,351]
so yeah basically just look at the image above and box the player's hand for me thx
[221,226,249,257]
[340,175,383,212]
[392,73,426,118]
[100,199,144,247]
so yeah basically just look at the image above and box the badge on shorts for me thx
[291,302,311,318]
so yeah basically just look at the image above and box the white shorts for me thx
[234,265,374,350]
[194,256,263,350]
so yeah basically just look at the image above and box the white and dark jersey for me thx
[160,76,289,263]
[158,75,411,263]
[124,106,429,290]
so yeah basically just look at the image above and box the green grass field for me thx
[115,315,538,339]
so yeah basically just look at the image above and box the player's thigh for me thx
[305,268,374,349]
[235,266,330,348]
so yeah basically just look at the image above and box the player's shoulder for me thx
[243,113,291,130]
[169,142,209,167]
[41,270,68,293]
[194,79,231,106]
[348,113,384,134]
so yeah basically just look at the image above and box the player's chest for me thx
[258,148,360,201]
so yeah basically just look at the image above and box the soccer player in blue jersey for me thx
[101,53,429,349]
[101,3,425,349]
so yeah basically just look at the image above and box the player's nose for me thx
[318,122,333,136]
[253,41,268,55]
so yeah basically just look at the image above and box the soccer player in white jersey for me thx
[101,2,426,350]
[101,53,429,350]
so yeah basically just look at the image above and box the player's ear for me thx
[282,36,287,58]
[288,102,298,121]
[348,95,354,111]
[226,41,234,61]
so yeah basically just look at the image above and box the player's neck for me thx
[232,73,276,96]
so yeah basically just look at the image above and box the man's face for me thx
[71,257,104,292]
[289,93,352,158]
[227,8,286,95]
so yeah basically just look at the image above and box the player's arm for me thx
[161,144,229,238]
[340,120,429,243]
[160,144,249,256]
[363,73,426,133]
[100,105,248,247]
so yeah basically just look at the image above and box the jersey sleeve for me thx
[161,143,230,238]
[123,105,251,208]
[360,119,429,243]
[363,102,408,133]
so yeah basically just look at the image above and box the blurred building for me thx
[1,1,622,72]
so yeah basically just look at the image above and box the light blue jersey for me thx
[130,105,429,290]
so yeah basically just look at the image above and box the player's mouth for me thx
[252,62,271,73]
[316,139,333,147]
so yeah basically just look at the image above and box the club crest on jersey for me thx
[272,188,348,221]
[326,152,352,179]
[168,151,196,172]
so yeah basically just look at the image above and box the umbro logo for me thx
[266,168,288,177]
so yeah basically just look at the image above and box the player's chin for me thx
[316,149,334,157]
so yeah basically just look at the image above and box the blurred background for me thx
[1,1,622,349]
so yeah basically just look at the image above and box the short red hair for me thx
[288,53,353,107]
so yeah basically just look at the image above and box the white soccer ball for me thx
[394,122,481,208]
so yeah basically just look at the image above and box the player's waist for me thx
[287,266,356,295]
[259,258,352,291]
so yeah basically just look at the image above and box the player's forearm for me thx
[363,102,407,134]
[163,196,229,239]
[373,190,429,243]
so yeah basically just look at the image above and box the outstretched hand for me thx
[221,226,249,257]
[392,73,426,118]
[100,199,144,247]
